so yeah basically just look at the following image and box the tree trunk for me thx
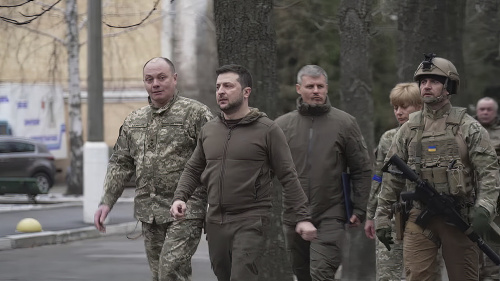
[338,1,376,280]
[338,0,375,153]
[65,0,83,195]
[214,1,291,280]
[464,0,500,103]
[214,0,277,118]
[398,0,466,106]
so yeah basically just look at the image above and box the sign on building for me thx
[0,83,67,159]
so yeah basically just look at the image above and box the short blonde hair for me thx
[389,82,422,108]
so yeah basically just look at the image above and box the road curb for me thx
[0,221,139,251]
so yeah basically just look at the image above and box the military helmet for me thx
[16,218,43,233]
[413,53,460,95]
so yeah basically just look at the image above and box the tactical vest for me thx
[406,107,475,208]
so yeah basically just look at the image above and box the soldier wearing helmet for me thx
[375,54,500,281]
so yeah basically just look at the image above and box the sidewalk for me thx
[0,184,138,251]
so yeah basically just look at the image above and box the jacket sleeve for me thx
[343,119,372,220]
[366,130,395,220]
[100,123,135,208]
[465,120,500,217]
[375,127,408,230]
[267,123,311,224]
[173,132,207,203]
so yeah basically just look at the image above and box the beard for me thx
[219,92,244,115]
[423,93,447,105]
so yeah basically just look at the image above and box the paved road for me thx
[0,234,217,281]
[0,202,134,237]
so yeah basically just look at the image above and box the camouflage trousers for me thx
[375,229,403,281]
[142,219,203,281]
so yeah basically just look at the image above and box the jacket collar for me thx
[218,108,267,127]
[423,102,452,120]
[474,116,500,129]
[150,91,179,114]
[297,96,331,116]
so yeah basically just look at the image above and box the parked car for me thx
[0,136,56,193]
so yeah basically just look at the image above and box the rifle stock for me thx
[384,154,500,265]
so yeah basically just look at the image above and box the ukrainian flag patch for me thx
[428,146,437,152]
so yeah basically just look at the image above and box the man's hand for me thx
[471,206,490,236]
[376,226,394,251]
[170,200,187,219]
[94,204,111,233]
[364,219,375,239]
[295,221,317,241]
[348,214,362,228]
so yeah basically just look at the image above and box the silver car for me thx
[0,136,56,193]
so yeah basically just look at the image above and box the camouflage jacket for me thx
[366,127,398,220]
[375,103,500,229]
[100,92,214,224]
[476,117,500,158]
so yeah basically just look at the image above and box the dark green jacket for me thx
[174,108,311,225]
[275,97,371,222]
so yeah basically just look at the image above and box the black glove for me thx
[376,226,394,251]
[471,206,490,236]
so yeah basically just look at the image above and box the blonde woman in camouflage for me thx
[365,82,422,280]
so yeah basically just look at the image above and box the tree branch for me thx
[103,0,160,29]
[0,0,61,25]
[0,0,34,8]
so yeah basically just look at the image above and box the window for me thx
[0,141,35,153]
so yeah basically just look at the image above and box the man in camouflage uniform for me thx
[375,54,500,281]
[94,57,213,281]
[476,97,500,281]
[476,97,500,156]
[365,82,422,281]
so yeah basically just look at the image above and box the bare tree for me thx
[63,0,83,194]
[0,0,84,194]
[0,0,162,194]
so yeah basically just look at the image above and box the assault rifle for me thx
[382,154,500,265]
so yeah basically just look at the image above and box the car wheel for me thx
[33,172,51,193]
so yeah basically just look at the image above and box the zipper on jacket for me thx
[218,127,233,224]
[306,117,314,201]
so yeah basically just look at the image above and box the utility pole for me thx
[83,0,108,224]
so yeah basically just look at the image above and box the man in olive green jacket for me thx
[275,65,372,281]
[171,64,316,281]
